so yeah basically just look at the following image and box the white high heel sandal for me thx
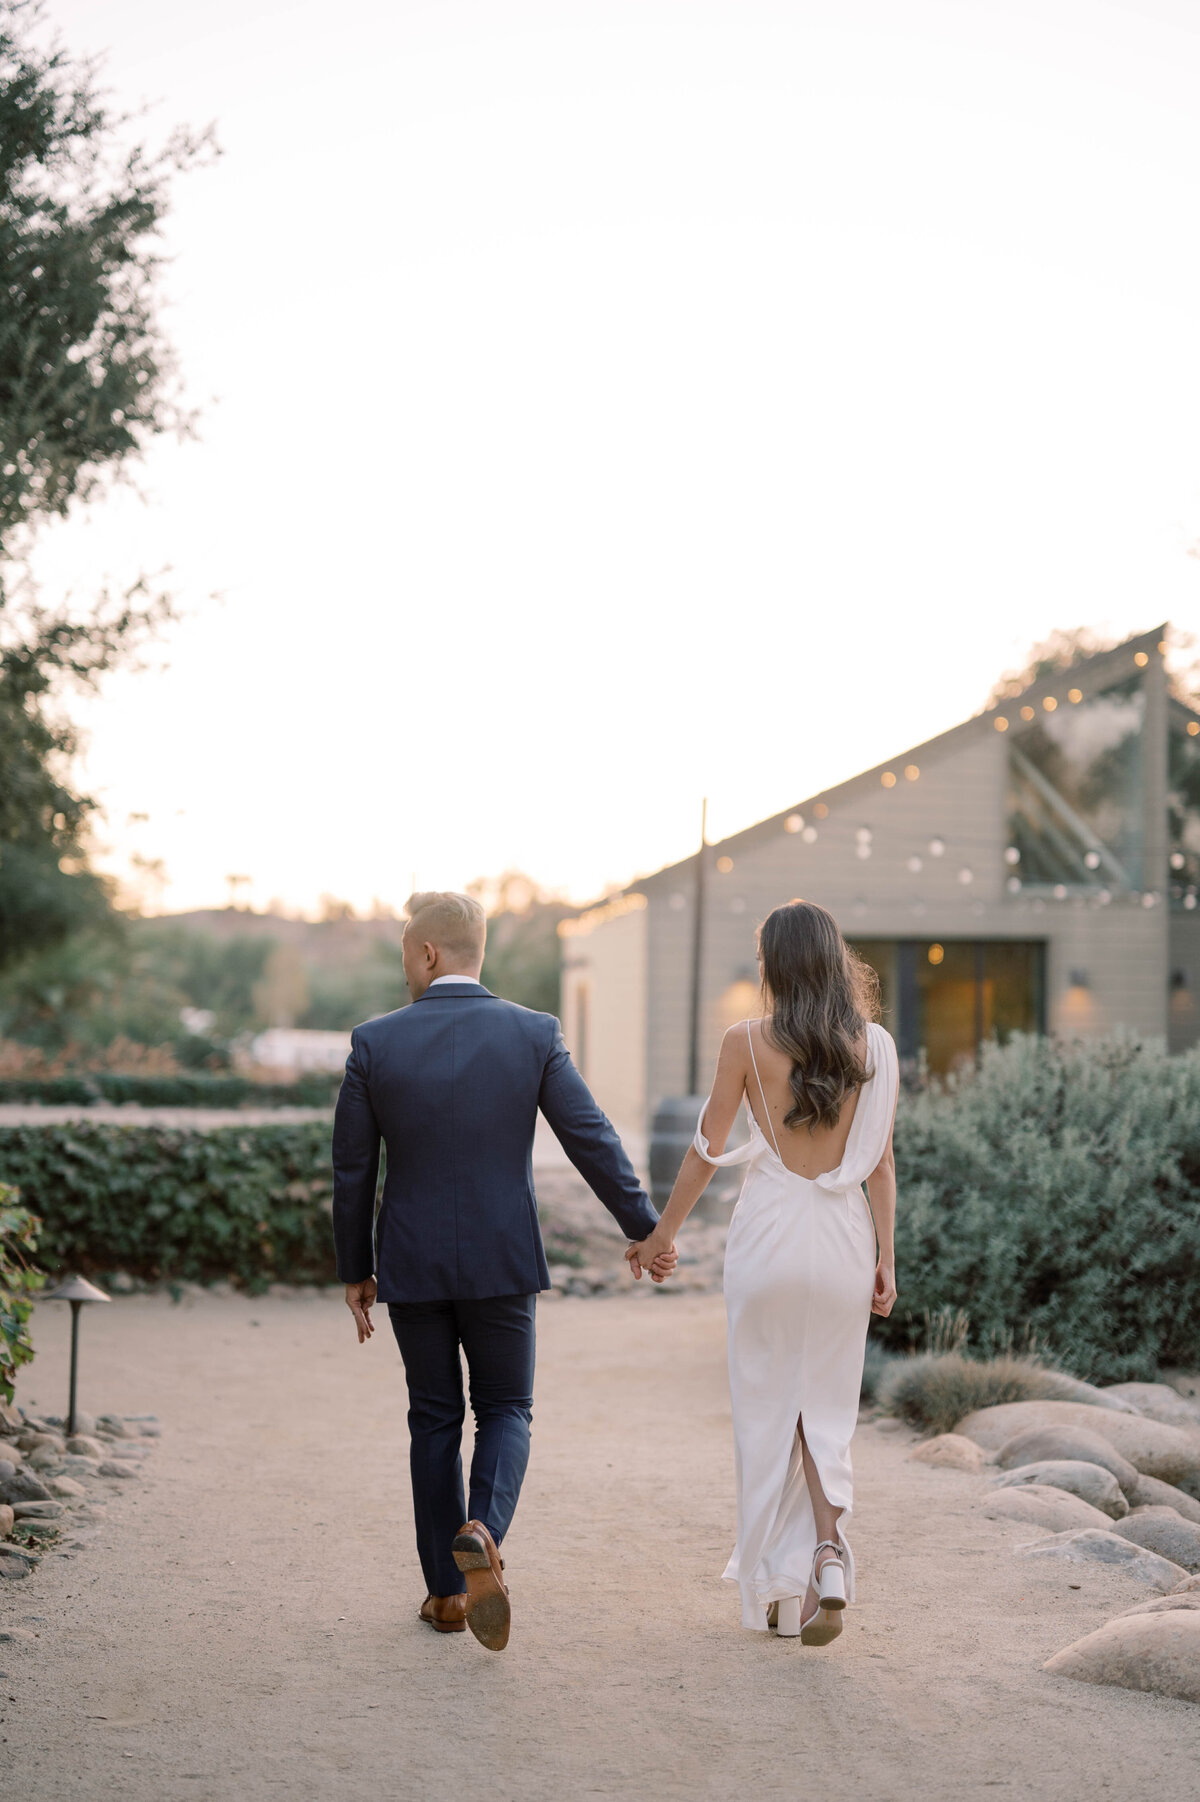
[801,1540,846,1645]
[768,1542,847,1638]
[771,1541,846,1643]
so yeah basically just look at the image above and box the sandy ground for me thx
[5,1290,1200,1802]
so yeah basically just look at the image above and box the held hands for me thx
[626,1230,679,1284]
[871,1259,897,1318]
[345,1276,378,1342]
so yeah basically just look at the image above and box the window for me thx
[1168,703,1200,911]
[1006,676,1144,892]
[852,939,1045,1076]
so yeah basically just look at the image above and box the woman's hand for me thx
[871,1259,897,1318]
[626,1230,677,1283]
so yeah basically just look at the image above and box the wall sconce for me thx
[1171,968,1189,992]
[1068,969,1090,989]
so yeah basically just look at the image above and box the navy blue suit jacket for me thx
[331,981,658,1303]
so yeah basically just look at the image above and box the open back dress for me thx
[694,1018,899,1630]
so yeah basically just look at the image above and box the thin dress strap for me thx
[746,1020,784,1161]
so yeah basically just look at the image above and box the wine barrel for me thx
[648,1096,748,1220]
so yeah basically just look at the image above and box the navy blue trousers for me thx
[387,1294,536,1599]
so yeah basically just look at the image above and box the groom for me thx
[332,890,672,1652]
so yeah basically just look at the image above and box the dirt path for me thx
[5,1289,1200,1801]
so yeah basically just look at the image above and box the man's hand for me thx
[345,1277,378,1342]
[626,1231,678,1284]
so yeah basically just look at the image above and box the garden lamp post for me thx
[40,1276,110,1436]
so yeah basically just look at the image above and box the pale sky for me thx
[24,0,1200,915]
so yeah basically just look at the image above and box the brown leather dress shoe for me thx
[418,1592,467,1633]
[452,1520,510,1652]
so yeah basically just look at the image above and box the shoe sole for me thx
[420,1614,466,1633]
[800,1608,844,1647]
[452,1534,511,1652]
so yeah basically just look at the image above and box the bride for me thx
[630,898,898,1643]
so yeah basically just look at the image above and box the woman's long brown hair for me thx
[758,899,879,1132]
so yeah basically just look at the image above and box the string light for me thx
[1004,847,1020,865]
[1054,884,1067,900]
[904,765,920,781]
[880,771,897,788]
[994,717,1008,731]
[1188,722,1199,737]
[1043,696,1058,712]
[1068,689,1083,703]
[813,803,829,819]
[929,838,945,857]
[1084,851,1102,870]
[784,814,804,833]
[801,825,818,844]
[855,827,872,843]
[716,855,734,874]
[1171,852,1186,871]
[907,855,922,873]
[1006,876,1022,894]
[1159,641,1168,654]
[1135,651,1149,667]
[1020,706,1035,721]
[927,943,944,966]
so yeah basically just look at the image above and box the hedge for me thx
[884,1032,1200,1383]
[1,1182,44,1404]
[0,1072,340,1108]
[0,1121,336,1290]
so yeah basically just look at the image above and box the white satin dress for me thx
[695,1019,899,1630]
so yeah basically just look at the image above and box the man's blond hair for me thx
[404,890,487,964]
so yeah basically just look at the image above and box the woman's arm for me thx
[627,1026,748,1277]
[865,1088,899,1317]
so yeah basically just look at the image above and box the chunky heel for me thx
[774,1596,802,1637]
[817,1559,846,1611]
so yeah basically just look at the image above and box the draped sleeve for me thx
[813,1022,899,1191]
[693,1101,756,1167]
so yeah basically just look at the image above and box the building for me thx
[560,627,1200,1134]
[245,1027,352,1074]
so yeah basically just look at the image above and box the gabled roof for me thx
[631,624,1168,894]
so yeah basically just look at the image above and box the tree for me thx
[0,1,211,551]
[984,628,1117,708]
[0,1,211,973]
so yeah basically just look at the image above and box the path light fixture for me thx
[40,1275,111,1435]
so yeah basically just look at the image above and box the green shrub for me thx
[880,1351,1072,1436]
[0,1072,339,1108]
[0,1183,45,1404]
[0,1122,336,1290]
[886,1032,1200,1382]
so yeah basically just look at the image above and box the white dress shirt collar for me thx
[428,973,484,988]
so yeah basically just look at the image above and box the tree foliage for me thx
[0,1,210,974]
[0,0,210,549]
